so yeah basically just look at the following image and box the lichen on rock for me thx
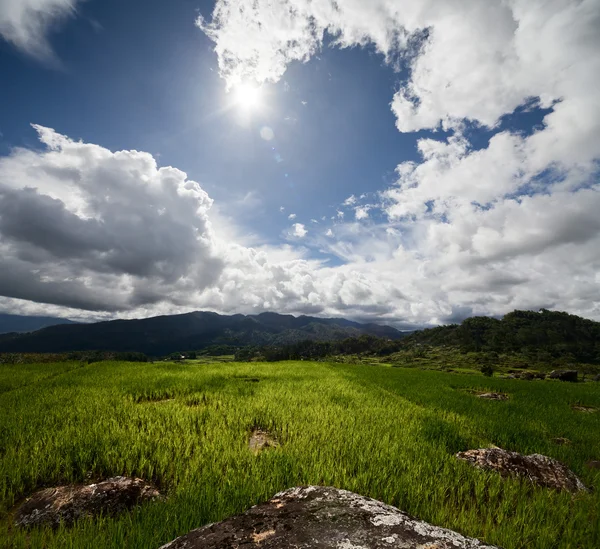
[15,476,161,528]
[456,448,587,493]
[159,486,499,548]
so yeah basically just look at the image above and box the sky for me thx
[0,0,598,328]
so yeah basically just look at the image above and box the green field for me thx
[1,360,599,548]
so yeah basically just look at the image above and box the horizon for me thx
[0,0,599,327]
[3,306,597,335]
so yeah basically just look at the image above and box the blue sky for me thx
[1,0,425,252]
[0,0,599,326]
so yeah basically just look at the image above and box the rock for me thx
[548,370,578,382]
[249,429,279,453]
[159,486,499,549]
[456,448,587,493]
[552,437,571,446]
[477,393,508,401]
[585,460,600,470]
[571,404,598,413]
[15,476,161,528]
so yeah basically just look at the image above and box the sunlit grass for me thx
[1,360,598,548]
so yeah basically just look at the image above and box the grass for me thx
[0,360,599,548]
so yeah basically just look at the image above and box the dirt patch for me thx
[571,404,598,413]
[456,448,587,493]
[15,476,161,528]
[249,429,279,454]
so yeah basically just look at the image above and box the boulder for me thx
[15,476,161,528]
[514,371,545,380]
[477,393,508,401]
[571,404,597,413]
[456,448,587,493]
[159,486,498,549]
[548,370,578,382]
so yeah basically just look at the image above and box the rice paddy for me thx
[1,359,599,548]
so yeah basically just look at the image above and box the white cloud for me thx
[0,125,222,312]
[2,2,600,326]
[279,206,285,212]
[311,218,319,224]
[195,0,600,324]
[1,125,599,325]
[355,206,370,220]
[0,0,82,60]
[288,213,297,220]
[290,223,307,238]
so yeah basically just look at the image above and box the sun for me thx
[234,82,262,110]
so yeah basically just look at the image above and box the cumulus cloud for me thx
[2,1,600,326]
[0,0,82,60]
[355,206,370,220]
[0,127,411,322]
[0,125,223,312]
[288,213,297,220]
[0,127,418,324]
[195,0,600,323]
[1,125,599,325]
[290,223,307,238]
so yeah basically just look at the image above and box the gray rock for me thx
[159,486,499,549]
[548,370,578,382]
[571,404,598,413]
[456,448,587,493]
[15,476,161,528]
[477,393,508,400]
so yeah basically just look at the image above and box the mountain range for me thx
[0,311,403,356]
[0,314,78,335]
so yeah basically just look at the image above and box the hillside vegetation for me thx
[0,311,402,356]
[405,310,600,362]
[236,310,600,370]
[1,359,598,548]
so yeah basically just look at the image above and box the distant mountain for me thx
[0,314,78,335]
[0,311,404,356]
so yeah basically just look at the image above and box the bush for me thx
[480,364,494,377]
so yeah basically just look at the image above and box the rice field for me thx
[1,359,599,548]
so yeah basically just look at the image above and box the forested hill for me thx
[404,309,600,363]
[0,311,403,356]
